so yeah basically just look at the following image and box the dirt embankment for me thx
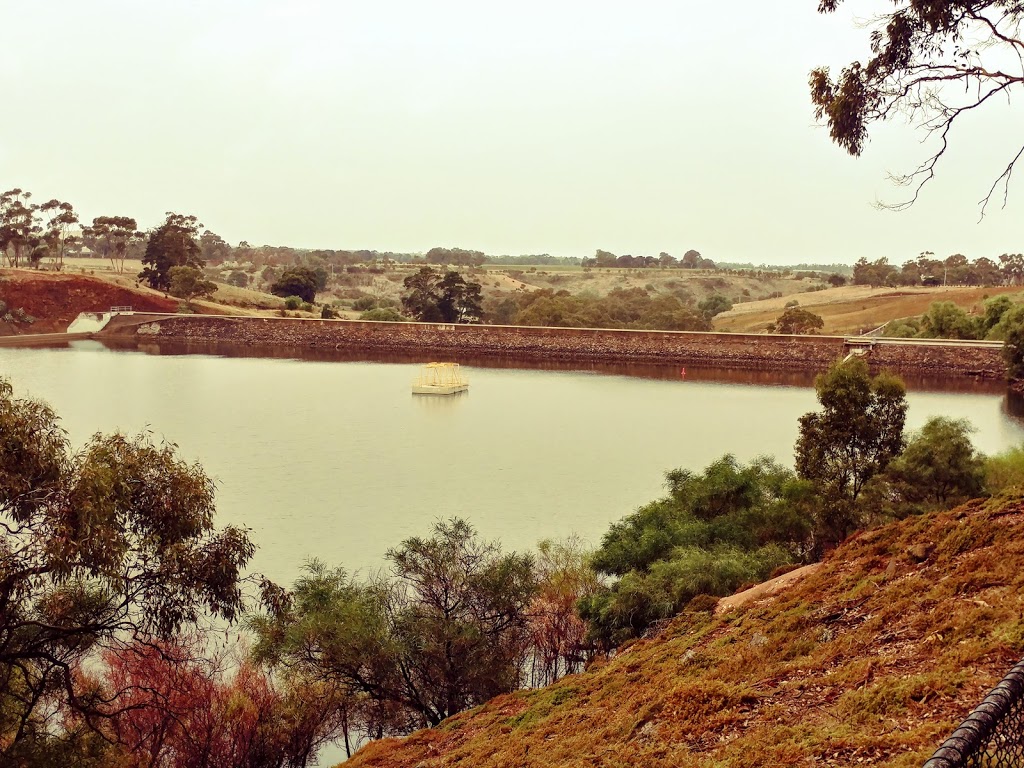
[0,270,179,335]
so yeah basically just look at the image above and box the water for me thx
[5,340,1024,765]
[3,340,1023,588]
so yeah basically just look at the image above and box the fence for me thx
[924,658,1024,767]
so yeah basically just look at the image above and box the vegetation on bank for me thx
[345,495,1024,768]
[4,359,1024,765]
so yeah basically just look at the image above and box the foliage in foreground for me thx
[0,378,255,762]
[579,455,814,647]
[345,497,1024,768]
[251,520,537,737]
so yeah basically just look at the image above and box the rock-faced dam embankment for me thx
[98,314,1007,379]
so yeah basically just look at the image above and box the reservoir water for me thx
[3,340,1024,588]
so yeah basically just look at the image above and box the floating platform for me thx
[412,362,469,395]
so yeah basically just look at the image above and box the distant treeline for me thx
[853,253,1024,287]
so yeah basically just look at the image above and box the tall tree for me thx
[38,199,78,271]
[401,267,483,323]
[199,230,232,263]
[0,189,41,268]
[252,519,536,733]
[795,358,907,544]
[82,216,142,274]
[886,416,985,509]
[270,267,318,303]
[0,378,255,760]
[169,265,218,310]
[810,1,1024,213]
[140,213,203,291]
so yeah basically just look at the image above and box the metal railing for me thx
[924,658,1024,767]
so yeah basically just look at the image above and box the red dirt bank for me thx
[0,270,179,334]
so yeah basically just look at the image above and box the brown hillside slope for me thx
[345,497,1024,768]
[0,270,179,334]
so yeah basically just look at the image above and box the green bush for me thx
[283,296,302,310]
[985,445,1024,494]
[360,307,405,322]
[352,296,377,311]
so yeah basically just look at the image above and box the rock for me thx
[906,543,933,562]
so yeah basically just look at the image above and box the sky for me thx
[1,1,1021,265]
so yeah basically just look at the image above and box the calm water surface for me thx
[3,340,1024,587]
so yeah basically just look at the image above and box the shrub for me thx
[360,307,405,322]
[985,445,1024,494]
[352,296,377,311]
[283,296,302,310]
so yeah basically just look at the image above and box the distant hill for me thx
[344,495,1024,767]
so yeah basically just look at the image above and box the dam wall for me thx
[98,314,1007,379]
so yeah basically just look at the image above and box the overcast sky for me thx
[2,1,1021,264]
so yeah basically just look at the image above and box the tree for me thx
[401,267,483,323]
[886,417,985,509]
[826,273,847,287]
[199,230,232,263]
[527,538,602,687]
[852,257,897,287]
[580,455,813,647]
[0,378,255,760]
[773,306,824,334]
[81,216,142,274]
[918,301,978,339]
[169,266,218,310]
[252,519,536,733]
[93,638,346,768]
[811,1,1024,213]
[0,188,41,268]
[270,267,318,304]
[1000,305,1024,379]
[697,294,733,320]
[38,199,78,271]
[795,358,907,543]
[140,213,203,291]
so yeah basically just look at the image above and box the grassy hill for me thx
[343,495,1024,767]
[713,285,1024,335]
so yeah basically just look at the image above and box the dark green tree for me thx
[1001,306,1024,380]
[270,267,318,303]
[0,378,255,760]
[401,267,483,323]
[581,455,813,647]
[168,265,218,310]
[773,307,825,334]
[795,358,907,543]
[140,213,203,291]
[811,1,1024,213]
[697,294,732,320]
[886,416,985,509]
[252,519,536,732]
[918,301,979,340]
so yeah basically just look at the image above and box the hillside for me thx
[344,496,1024,767]
[713,285,1024,335]
[0,268,285,335]
[0,270,181,334]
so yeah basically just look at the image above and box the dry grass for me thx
[343,496,1024,768]
[714,285,1024,335]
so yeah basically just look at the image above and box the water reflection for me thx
[99,338,1007,394]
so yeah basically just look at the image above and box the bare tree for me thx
[810,1,1024,214]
